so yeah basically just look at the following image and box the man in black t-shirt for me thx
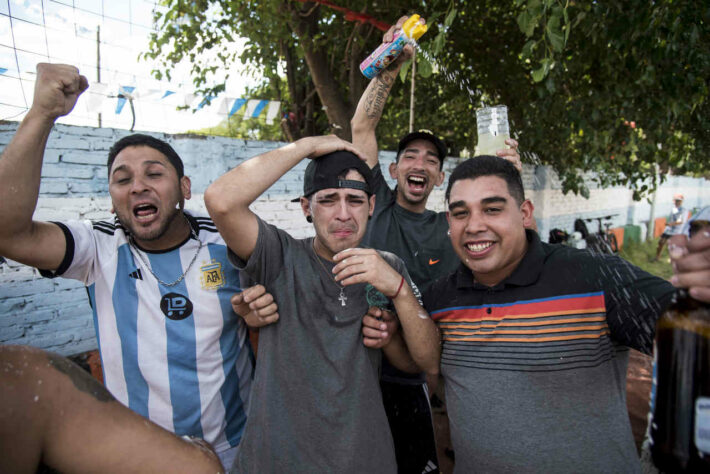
[350,16,521,473]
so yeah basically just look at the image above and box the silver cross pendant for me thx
[338,287,347,307]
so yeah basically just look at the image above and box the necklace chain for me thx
[312,240,347,306]
[129,214,203,287]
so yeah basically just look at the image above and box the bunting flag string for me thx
[116,86,136,114]
[0,69,282,123]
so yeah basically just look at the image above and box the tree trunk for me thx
[287,2,352,139]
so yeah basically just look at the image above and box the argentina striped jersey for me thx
[43,212,253,453]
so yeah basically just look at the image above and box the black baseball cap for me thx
[397,130,447,164]
[291,150,374,202]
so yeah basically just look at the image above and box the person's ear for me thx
[520,199,535,229]
[368,195,376,217]
[435,171,445,187]
[389,161,398,180]
[300,197,312,223]
[180,176,192,201]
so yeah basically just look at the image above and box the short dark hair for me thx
[445,155,525,205]
[397,130,447,170]
[107,134,184,179]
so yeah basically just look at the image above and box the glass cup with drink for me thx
[475,105,510,156]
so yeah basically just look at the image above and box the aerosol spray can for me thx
[359,14,428,79]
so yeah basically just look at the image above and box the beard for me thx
[115,205,183,244]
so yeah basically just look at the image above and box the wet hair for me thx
[107,134,184,179]
[445,155,525,205]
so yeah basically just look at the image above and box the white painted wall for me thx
[1,121,708,355]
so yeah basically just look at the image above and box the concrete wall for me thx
[1,121,708,356]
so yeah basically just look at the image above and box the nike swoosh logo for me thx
[429,259,440,265]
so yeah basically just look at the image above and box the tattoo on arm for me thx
[47,352,115,402]
[365,70,396,120]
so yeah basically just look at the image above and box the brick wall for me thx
[1,121,708,355]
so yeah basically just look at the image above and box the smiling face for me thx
[301,169,375,260]
[446,176,534,286]
[108,145,192,250]
[390,139,444,213]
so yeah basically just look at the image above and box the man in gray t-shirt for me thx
[205,135,440,472]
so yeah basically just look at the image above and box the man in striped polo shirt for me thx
[424,155,710,473]
[0,63,272,469]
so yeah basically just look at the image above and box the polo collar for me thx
[455,230,545,290]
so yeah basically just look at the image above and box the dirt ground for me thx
[431,349,654,474]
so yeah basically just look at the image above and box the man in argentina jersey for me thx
[423,155,710,473]
[0,63,260,469]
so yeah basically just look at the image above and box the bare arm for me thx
[205,135,366,262]
[351,16,417,168]
[0,63,88,270]
[0,345,224,474]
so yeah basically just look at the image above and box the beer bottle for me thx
[650,208,710,473]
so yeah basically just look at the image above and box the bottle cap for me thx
[403,14,428,41]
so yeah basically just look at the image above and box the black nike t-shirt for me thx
[363,164,459,383]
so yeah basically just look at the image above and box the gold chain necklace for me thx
[312,239,347,306]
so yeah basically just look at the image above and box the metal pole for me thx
[409,53,416,133]
[648,163,659,241]
[97,26,102,128]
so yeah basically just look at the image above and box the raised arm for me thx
[205,135,366,261]
[0,63,88,270]
[351,16,417,168]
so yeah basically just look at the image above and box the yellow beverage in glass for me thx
[475,105,510,156]
[475,132,510,156]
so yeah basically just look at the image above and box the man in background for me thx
[350,15,520,472]
[655,193,688,261]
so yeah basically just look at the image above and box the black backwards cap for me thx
[291,150,374,202]
[397,129,447,164]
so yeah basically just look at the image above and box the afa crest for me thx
[200,259,225,290]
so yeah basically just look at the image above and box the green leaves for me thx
[145,0,710,198]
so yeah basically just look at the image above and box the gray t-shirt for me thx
[230,217,415,473]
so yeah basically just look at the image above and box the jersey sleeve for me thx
[38,220,100,285]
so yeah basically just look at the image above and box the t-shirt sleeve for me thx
[227,216,286,286]
[599,254,675,355]
[370,163,395,213]
[38,220,99,285]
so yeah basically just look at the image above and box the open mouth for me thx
[465,241,494,255]
[133,203,158,222]
[406,175,427,192]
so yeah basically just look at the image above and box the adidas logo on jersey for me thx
[128,269,143,280]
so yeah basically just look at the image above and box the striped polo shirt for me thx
[424,230,674,473]
[41,212,253,453]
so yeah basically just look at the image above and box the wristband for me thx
[389,276,405,300]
